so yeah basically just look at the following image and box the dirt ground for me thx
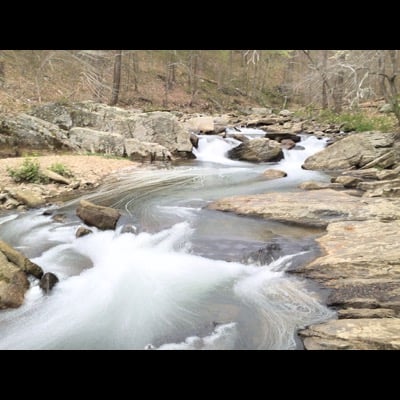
[0,155,141,210]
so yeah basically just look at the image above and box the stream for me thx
[0,130,336,349]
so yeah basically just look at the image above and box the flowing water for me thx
[0,131,335,350]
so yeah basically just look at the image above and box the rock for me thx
[337,308,397,319]
[360,150,400,170]
[11,189,45,208]
[227,138,283,163]
[42,169,71,185]
[280,139,296,149]
[332,176,361,188]
[343,168,380,180]
[302,131,399,170]
[30,102,73,130]
[29,101,192,155]
[69,127,125,156]
[279,109,294,117]
[299,181,343,190]
[357,178,400,192]
[246,117,281,127]
[0,113,76,152]
[75,226,93,238]
[0,240,43,279]
[264,132,301,143]
[379,103,393,113]
[241,243,282,266]
[294,220,400,313]
[4,197,20,210]
[190,133,199,148]
[76,199,121,230]
[0,251,29,309]
[228,134,249,143]
[377,165,400,180]
[299,318,400,350]
[208,189,400,228]
[121,111,192,154]
[263,169,287,180]
[124,139,173,162]
[52,214,67,223]
[39,272,59,294]
[120,224,137,234]
[184,116,214,133]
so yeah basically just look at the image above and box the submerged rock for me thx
[76,199,121,230]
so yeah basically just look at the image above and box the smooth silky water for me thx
[0,131,335,349]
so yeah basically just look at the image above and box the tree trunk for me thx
[321,50,328,109]
[0,61,4,88]
[110,50,122,106]
[333,52,345,113]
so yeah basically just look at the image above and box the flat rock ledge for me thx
[208,189,400,349]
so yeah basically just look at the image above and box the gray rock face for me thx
[124,139,172,162]
[29,101,192,155]
[0,113,76,152]
[69,127,125,156]
[76,199,121,230]
[183,116,214,133]
[302,131,399,170]
[228,138,283,162]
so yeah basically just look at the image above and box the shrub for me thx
[317,110,396,132]
[7,158,47,183]
[49,162,74,178]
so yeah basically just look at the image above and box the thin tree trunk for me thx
[333,52,345,113]
[0,61,4,88]
[321,50,328,109]
[110,50,122,106]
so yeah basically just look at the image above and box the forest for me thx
[1,50,400,350]
[0,50,399,126]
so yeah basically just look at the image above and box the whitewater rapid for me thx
[0,130,335,349]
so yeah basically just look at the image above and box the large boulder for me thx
[183,116,214,133]
[76,199,121,230]
[0,251,29,309]
[69,127,125,156]
[0,113,76,152]
[302,131,399,170]
[124,139,172,162]
[228,138,283,162]
[0,240,43,278]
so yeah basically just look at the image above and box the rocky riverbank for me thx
[0,155,139,211]
[209,130,400,350]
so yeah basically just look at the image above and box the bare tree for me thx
[110,50,122,106]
